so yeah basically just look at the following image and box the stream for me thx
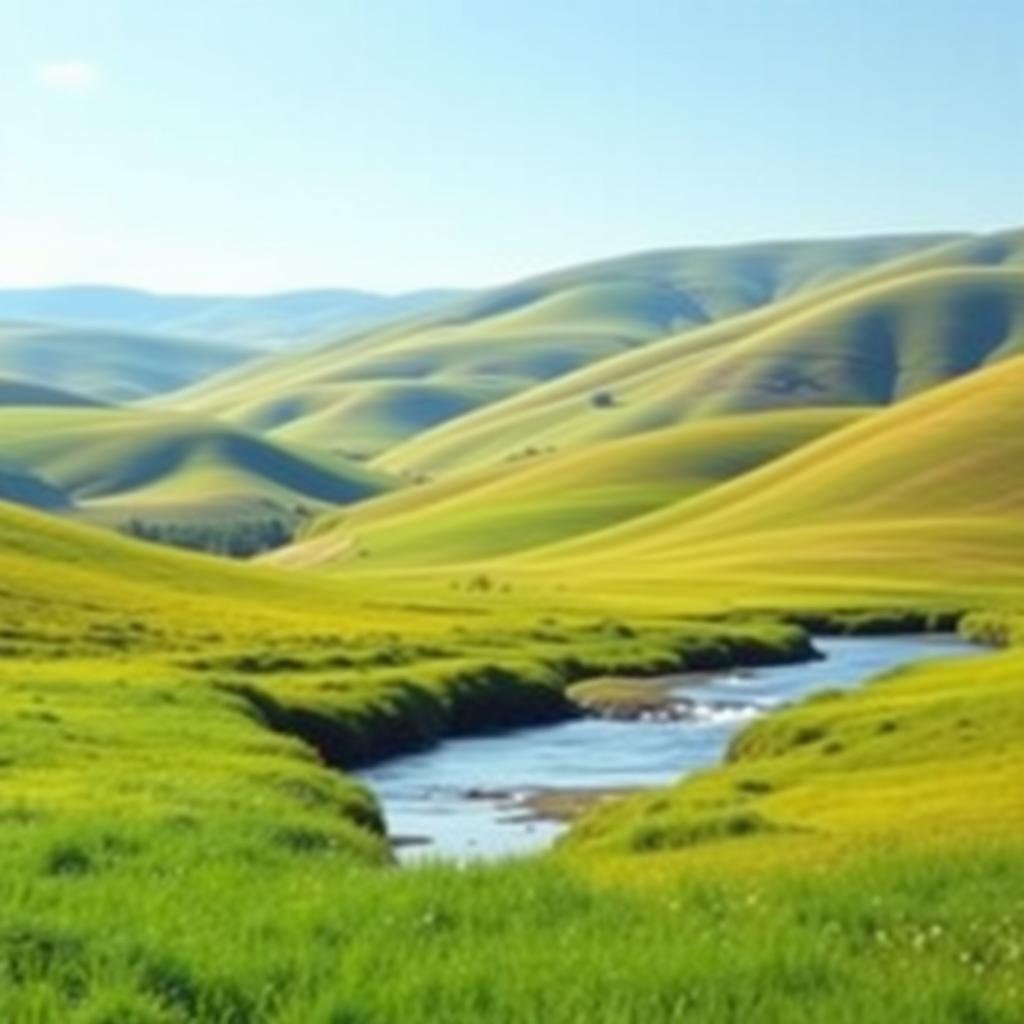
[359,635,981,862]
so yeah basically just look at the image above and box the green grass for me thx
[0,475,1021,1021]
[291,408,862,567]
[381,232,1024,477]
[0,407,395,543]
[170,233,949,460]
[566,646,1024,868]
[491,352,1024,613]
[0,836,1019,1022]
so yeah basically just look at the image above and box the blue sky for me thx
[1,0,1021,293]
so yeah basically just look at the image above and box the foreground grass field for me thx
[2,836,1020,1022]
[0,483,1021,1020]
[0,629,1020,1022]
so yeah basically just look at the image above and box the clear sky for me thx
[1,0,1022,294]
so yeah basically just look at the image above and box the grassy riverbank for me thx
[1,619,1020,1022]
[1,501,1022,1020]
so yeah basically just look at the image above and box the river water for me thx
[359,636,980,862]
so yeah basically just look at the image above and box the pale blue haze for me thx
[1,0,1021,292]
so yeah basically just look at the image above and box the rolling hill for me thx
[520,352,1024,607]
[0,321,256,403]
[0,372,102,408]
[380,229,1024,477]
[0,285,464,349]
[0,407,394,550]
[0,458,69,509]
[283,408,864,568]
[0,493,422,654]
[170,233,954,459]
[280,348,1024,601]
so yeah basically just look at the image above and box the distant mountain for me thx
[0,372,103,408]
[0,321,256,403]
[0,285,466,349]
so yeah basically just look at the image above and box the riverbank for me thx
[360,635,982,860]
[226,616,817,776]
[0,594,1018,1021]
[2,629,1019,1023]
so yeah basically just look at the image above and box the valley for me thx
[0,229,1021,1022]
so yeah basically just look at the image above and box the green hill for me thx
[269,231,1024,573]
[0,407,394,552]
[522,353,1024,608]
[0,372,102,408]
[0,459,69,509]
[381,230,1024,477]
[0,321,256,403]
[287,408,863,567]
[286,332,1024,587]
[171,233,952,459]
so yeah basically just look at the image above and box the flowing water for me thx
[359,636,981,862]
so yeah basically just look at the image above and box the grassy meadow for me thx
[0,231,1022,1021]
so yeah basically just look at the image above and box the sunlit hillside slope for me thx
[382,230,1024,476]
[285,408,863,567]
[524,353,1024,607]
[170,234,951,459]
[0,408,393,536]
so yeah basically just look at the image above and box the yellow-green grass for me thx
[287,408,863,568]
[0,494,818,880]
[0,499,1020,1020]
[0,407,394,532]
[382,249,1024,477]
[0,657,386,853]
[0,489,1021,1014]
[253,378,519,458]
[0,829,1018,1022]
[496,352,1024,612]
[565,644,1024,881]
[0,321,253,403]
[169,233,950,460]
[280,347,1024,616]
[0,490,815,703]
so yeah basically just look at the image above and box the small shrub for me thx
[43,843,94,877]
